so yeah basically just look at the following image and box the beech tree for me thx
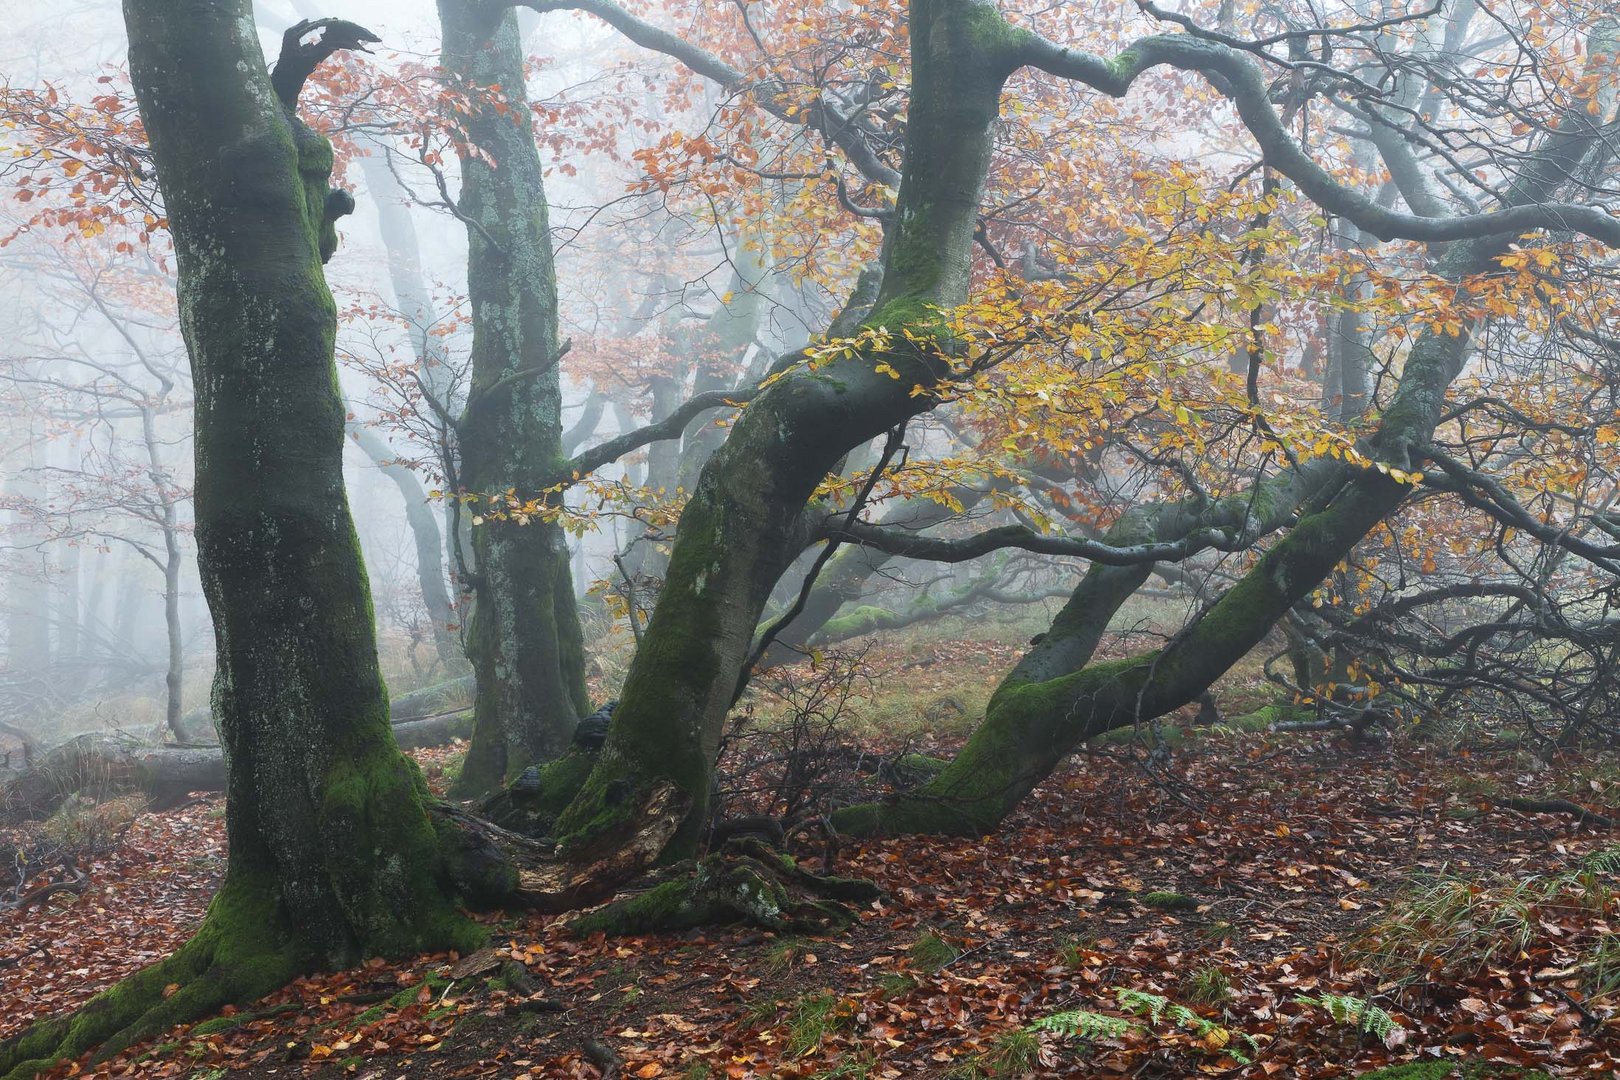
[5,1,1620,1075]
[0,11,482,1075]
[432,0,594,792]
[526,0,1620,857]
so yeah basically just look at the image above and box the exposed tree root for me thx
[1,866,88,912]
[434,781,689,913]
[0,879,300,1080]
[566,837,881,936]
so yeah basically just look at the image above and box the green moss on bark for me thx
[0,876,299,1080]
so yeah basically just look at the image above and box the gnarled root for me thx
[0,878,300,1080]
[567,837,881,936]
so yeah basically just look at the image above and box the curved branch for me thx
[562,385,758,482]
[1017,32,1620,246]
[1422,449,1620,572]
[516,0,901,188]
[827,518,1253,566]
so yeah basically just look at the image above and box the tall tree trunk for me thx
[439,0,589,795]
[53,436,82,665]
[0,11,482,1076]
[551,0,1024,861]
[139,401,187,741]
[618,374,683,580]
[6,448,52,678]
[349,117,469,589]
[109,546,145,669]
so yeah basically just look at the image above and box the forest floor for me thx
[3,641,1619,1079]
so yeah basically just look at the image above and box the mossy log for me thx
[1,733,224,818]
[2,711,474,822]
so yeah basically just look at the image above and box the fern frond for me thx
[1027,1009,1132,1041]
[1582,846,1620,875]
[1115,988,1170,1024]
[1294,993,1404,1040]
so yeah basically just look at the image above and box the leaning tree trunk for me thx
[0,12,482,1078]
[830,19,1620,836]
[440,0,589,796]
[547,0,1026,864]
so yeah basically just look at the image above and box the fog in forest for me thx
[1,0,852,752]
[3,1,1620,1073]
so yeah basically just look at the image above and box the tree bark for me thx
[439,0,589,796]
[0,10,483,1077]
[548,0,1026,864]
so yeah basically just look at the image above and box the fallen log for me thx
[2,710,473,821]
[174,673,477,743]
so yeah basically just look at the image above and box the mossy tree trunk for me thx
[439,0,590,796]
[549,0,1028,866]
[829,20,1620,835]
[0,10,482,1078]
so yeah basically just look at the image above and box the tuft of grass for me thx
[1352,864,1614,984]
[741,995,782,1028]
[1441,770,1503,800]
[41,794,144,854]
[681,1063,712,1080]
[785,992,854,1056]
[979,1029,1040,1078]
[1055,933,1093,968]
[766,937,808,974]
[809,1055,874,1079]
[1583,933,1620,1000]
[1180,966,1231,1007]
[909,929,959,973]
[877,973,917,999]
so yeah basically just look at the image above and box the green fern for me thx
[1026,1009,1132,1041]
[1583,846,1620,875]
[1113,988,1259,1065]
[1114,988,1171,1024]
[1294,993,1404,1042]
